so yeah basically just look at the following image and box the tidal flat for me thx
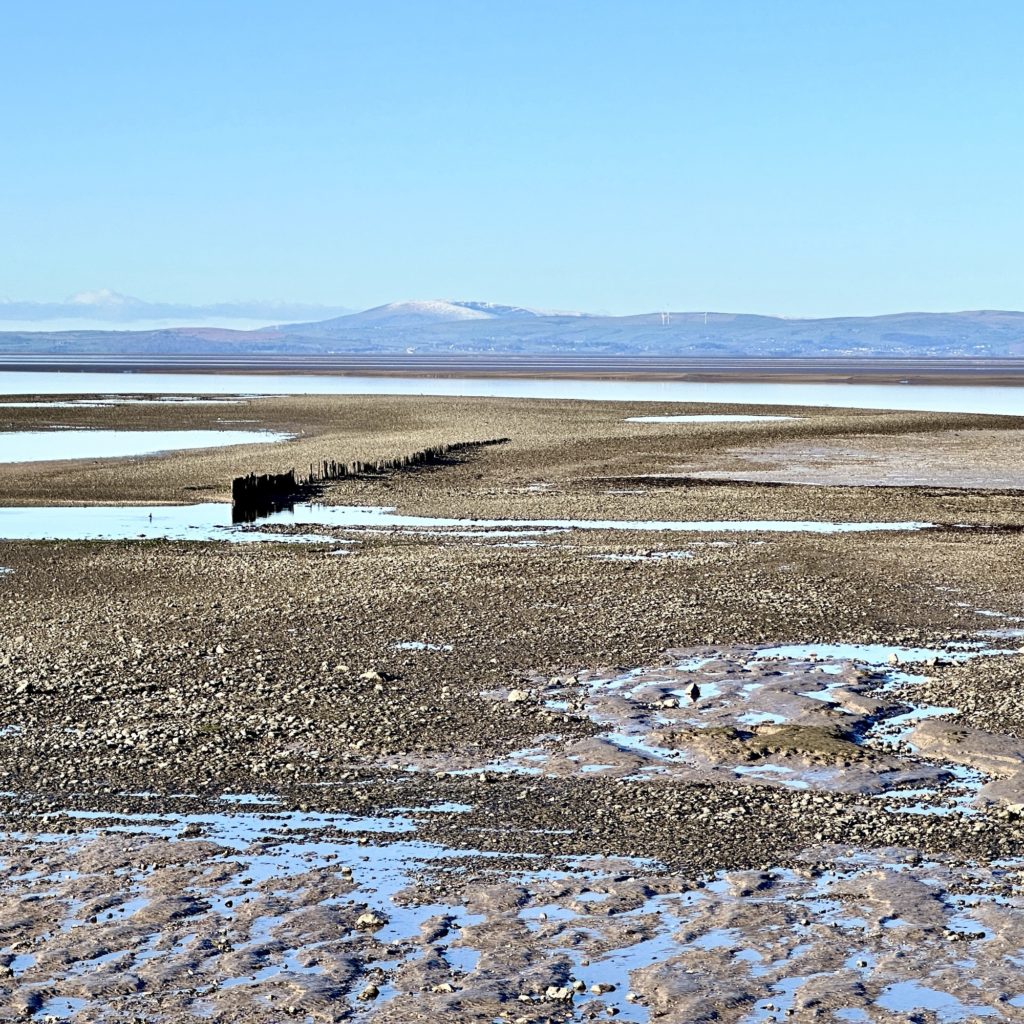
[1,388,1023,1022]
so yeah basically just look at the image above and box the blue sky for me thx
[1,0,1022,316]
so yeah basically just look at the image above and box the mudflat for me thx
[1,388,1023,1022]
[4,354,1024,386]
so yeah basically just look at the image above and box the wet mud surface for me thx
[3,805,1024,1023]
[1,390,1023,1020]
[468,636,1024,813]
[665,428,1024,490]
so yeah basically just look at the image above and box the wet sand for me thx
[660,428,1024,490]
[0,387,1023,1021]
[3,354,1024,387]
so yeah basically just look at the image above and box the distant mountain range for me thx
[1,298,1023,358]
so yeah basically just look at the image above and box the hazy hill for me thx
[0,303,1023,358]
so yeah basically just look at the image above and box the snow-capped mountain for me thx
[299,299,582,331]
[65,288,139,308]
[323,300,496,327]
[453,301,587,319]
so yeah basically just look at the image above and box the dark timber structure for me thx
[230,438,509,523]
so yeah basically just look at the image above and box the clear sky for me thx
[2,0,1022,316]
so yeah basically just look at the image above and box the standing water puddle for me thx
[0,501,935,542]
[0,429,288,463]
[0,504,345,544]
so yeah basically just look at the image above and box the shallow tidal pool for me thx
[0,428,288,463]
[0,501,935,542]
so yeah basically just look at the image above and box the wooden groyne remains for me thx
[230,438,509,523]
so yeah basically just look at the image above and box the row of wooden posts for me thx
[230,438,509,522]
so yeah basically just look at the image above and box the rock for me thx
[358,984,380,1001]
[356,910,388,930]
[545,985,574,1002]
[507,689,530,703]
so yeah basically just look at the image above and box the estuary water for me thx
[0,371,1022,415]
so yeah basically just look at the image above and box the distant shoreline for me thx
[1,354,1024,387]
